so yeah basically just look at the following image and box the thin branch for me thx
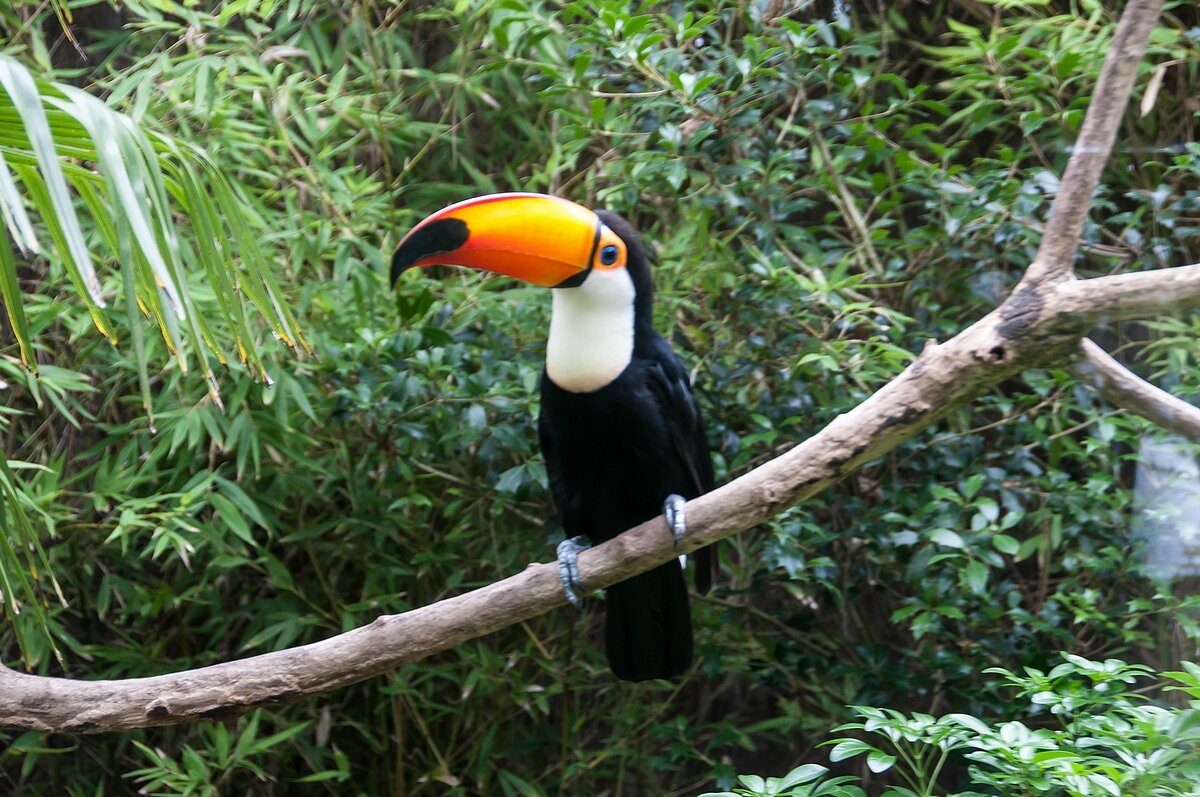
[799,83,886,276]
[1056,262,1200,322]
[1023,0,1165,285]
[1074,338,1200,442]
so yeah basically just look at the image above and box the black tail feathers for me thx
[604,560,693,681]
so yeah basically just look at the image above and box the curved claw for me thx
[556,536,591,608]
[664,494,687,546]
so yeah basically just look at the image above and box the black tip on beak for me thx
[390,217,471,286]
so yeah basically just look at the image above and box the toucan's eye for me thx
[593,226,626,269]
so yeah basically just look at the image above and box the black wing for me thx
[644,336,717,593]
[537,391,573,536]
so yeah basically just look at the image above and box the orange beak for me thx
[391,193,603,288]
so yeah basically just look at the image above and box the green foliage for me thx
[0,0,1198,794]
[813,654,1200,796]
[0,49,308,658]
[0,53,308,389]
[126,712,330,795]
[700,763,865,797]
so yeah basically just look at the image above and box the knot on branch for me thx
[997,285,1045,341]
[756,480,790,506]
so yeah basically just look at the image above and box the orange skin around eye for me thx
[592,225,628,272]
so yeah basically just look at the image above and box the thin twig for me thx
[1074,338,1200,442]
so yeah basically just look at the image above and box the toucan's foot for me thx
[556,536,591,608]
[664,494,687,546]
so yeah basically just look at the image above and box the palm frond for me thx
[0,53,311,409]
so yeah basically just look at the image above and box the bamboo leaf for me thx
[0,223,33,365]
[46,89,183,319]
[0,55,307,399]
[0,147,39,254]
[11,162,117,341]
[0,457,66,668]
[0,54,103,306]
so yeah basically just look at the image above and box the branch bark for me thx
[1022,0,1165,285]
[0,0,1185,734]
[1075,338,1200,442]
[1056,263,1200,320]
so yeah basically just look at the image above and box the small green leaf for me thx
[975,497,999,522]
[738,774,766,792]
[867,751,896,773]
[210,493,254,546]
[946,713,991,734]
[992,534,1020,555]
[777,764,828,789]
[828,739,872,762]
[929,528,965,548]
[964,559,988,594]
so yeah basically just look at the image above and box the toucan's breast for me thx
[545,266,637,393]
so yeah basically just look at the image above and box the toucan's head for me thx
[393,193,657,392]
[391,193,652,305]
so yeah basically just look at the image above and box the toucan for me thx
[391,192,714,681]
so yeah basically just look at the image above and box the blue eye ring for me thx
[599,245,619,266]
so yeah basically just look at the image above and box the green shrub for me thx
[719,654,1200,797]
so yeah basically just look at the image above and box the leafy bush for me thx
[701,763,865,797]
[722,654,1200,797]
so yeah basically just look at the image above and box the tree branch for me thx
[7,260,1200,733]
[1022,0,1165,285]
[1056,262,1200,322]
[0,1,1183,735]
[1074,338,1200,442]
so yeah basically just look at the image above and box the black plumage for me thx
[537,211,714,681]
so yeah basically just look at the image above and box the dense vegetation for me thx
[1,0,1199,794]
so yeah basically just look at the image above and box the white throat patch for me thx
[545,267,636,393]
